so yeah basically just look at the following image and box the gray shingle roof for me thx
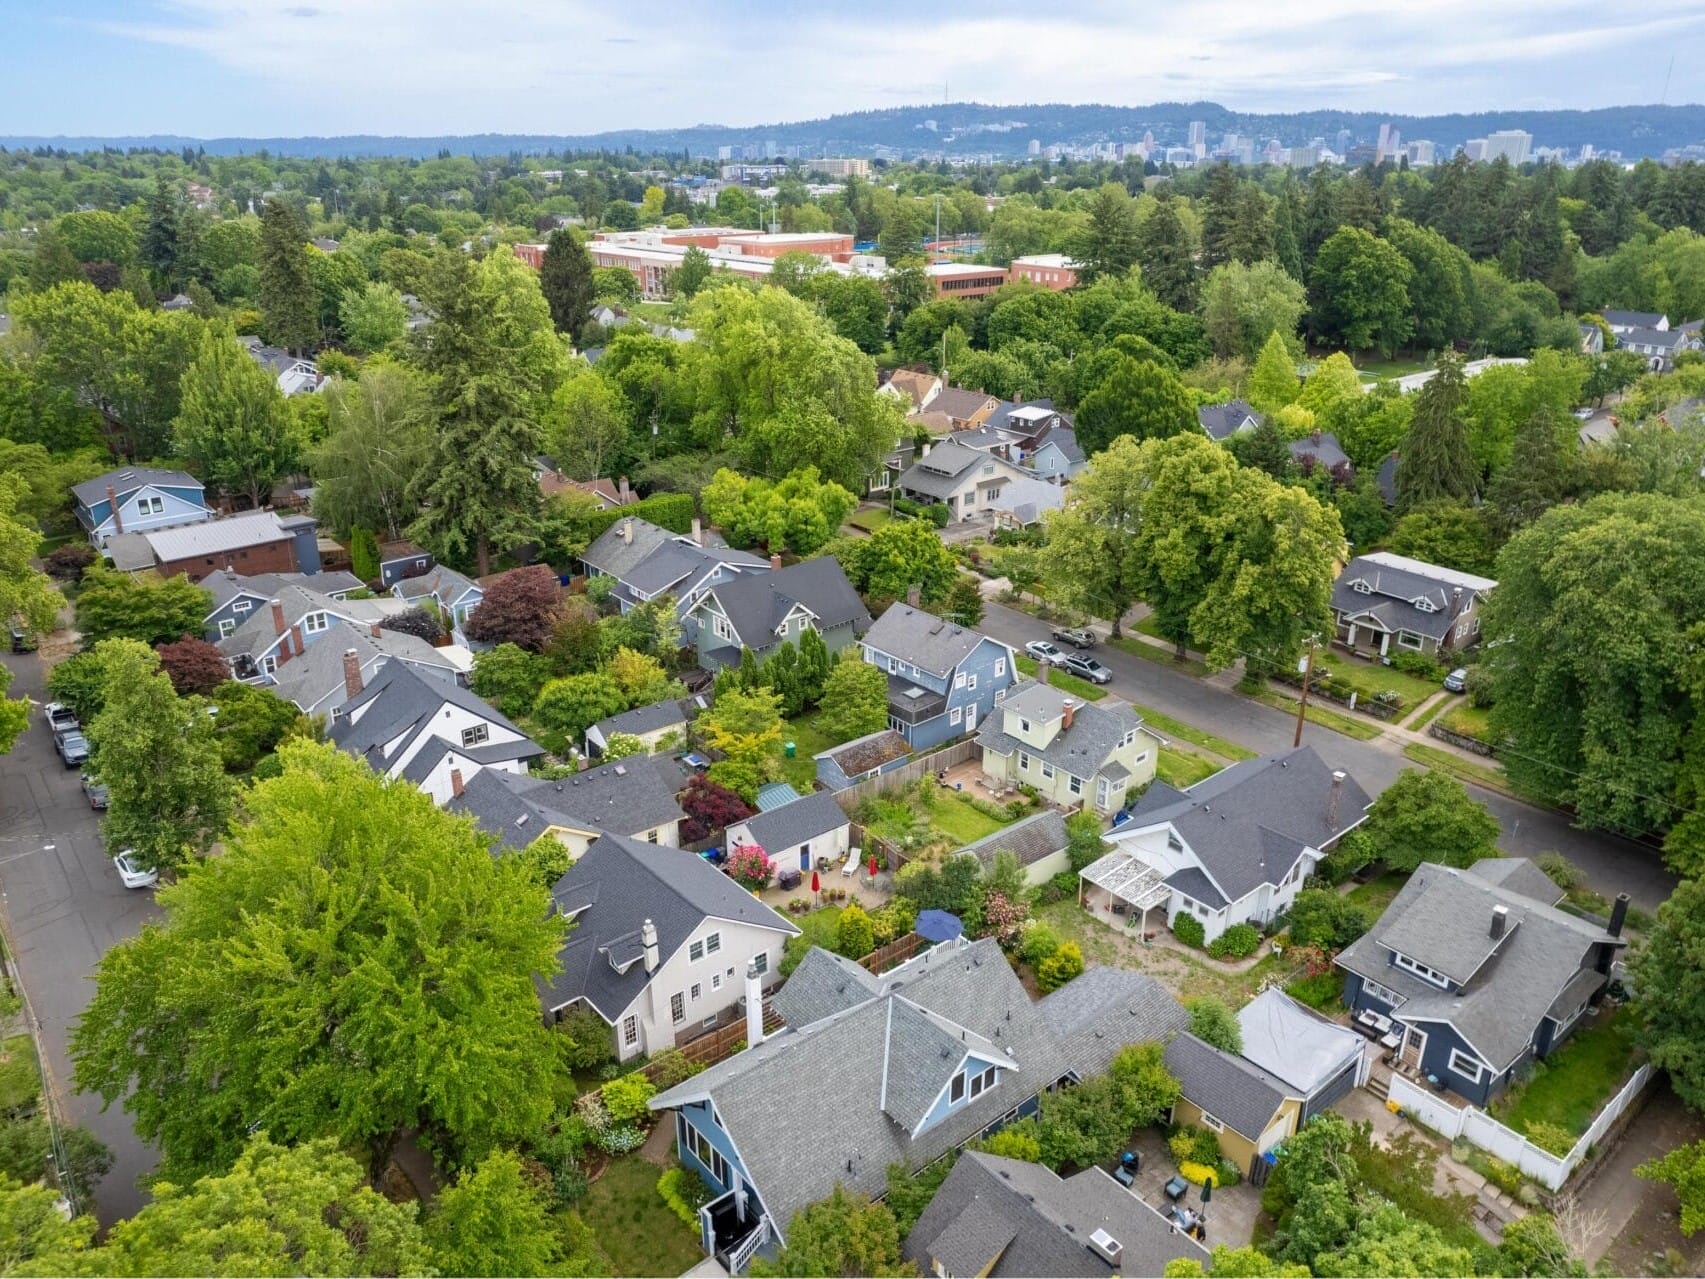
[394,565,479,604]
[905,1152,1208,1278]
[814,729,910,780]
[581,517,678,581]
[733,790,849,853]
[537,834,798,1018]
[589,695,702,742]
[1288,431,1351,470]
[450,755,688,851]
[269,620,453,713]
[72,466,201,507]
[958,809,1069,869]
[203,569,362,614]
[863,603,1006,677]
[1037,965,1188,1079]
[329,661,533,773]
[1165,1032,1293,1141]
[898,440,1019,499]
[1473,857,1565,907]
[769,948,881,1027]
[1033,422,1085,463]
[1332,552,1496,643]
[881,998,1003,1132]
[1198,400,1261,441]
[703,559,871,650]
[975,682,1146,783]
[1603,310,1667,328]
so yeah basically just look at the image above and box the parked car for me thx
[1025,640,1065,666]
[1051,626,1096,649]
[80,773,109,809]
[1571,407,1594,421]
[44,702,78,735]
[54,728,89,769]
[112,851,157,890]
[10,626,35,654]
[1061,654,1114,685]
[1443,668,1468,694]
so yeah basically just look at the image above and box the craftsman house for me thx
[683,558,871,672]
[74,467,213,548]
[450,754,689,856]
[218,583,413,681]
[894,440,1032,522]
[581,516,768,637]
[859,603,1017,750]
[1332,552,1495,659]
[391,565,483,636]
[1336,860,1630,1106]
[201,568,364,641]
[1197,400,1261,441]
[976,680,1161,815]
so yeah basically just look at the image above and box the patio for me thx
[1123,1127,1261,1249]
[1078,849,1171,943]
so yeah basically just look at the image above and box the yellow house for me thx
[975,681,1161,814]
[1165,1032,1304,1178]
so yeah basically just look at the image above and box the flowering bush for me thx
[727,844,775,891]
[981,890,1030,948]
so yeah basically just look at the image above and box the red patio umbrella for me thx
[810,869,820,898]
[868,854,878,880]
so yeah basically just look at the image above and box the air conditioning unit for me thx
[1088,1228,1122,1266]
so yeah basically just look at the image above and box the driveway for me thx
[0,649,159,1224]
[979,602,1677,910]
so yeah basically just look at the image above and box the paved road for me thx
[0,649,158,1224]
[981,602,1678,911]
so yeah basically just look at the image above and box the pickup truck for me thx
[44,702,79,735]
[1051,627,1096,649]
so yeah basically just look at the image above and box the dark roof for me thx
[958,809,1069,869]
[1603,309,1667,327]
[862,602,1005,677]
[1288,431,1351,470]
[1332,552,1497,643]
[329,662,533,773]
[898,441,1022,499]
[1165,1032,1293,1141]
[581,517,677,581]
[1474,857,1566,906]
[72,466,201,506]
[1032,422,1085,463]
[702,559,871,650]
[976,682,1147,782]
[589,695,703,742]
[202,568,363,614]
[905,1152,1208,1278]
[1037,965,1189,1079]
[1377,452,1399,505]
[815,729,910,780]
[449,756,688,851]
[1197,400,1261,441]
[1621,325,1693,350]
[732,790,850,852]
[538,834,798,1018]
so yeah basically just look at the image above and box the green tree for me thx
[817,657,889,744]
[1163,1246,1311,1278]
[1388,499,1497,576]
[1134,195,1199,311]
[1638,1138,1705,1237]
[836,902,876,959]
[1395,352,1477,510]
[701,684,785,802]
[73,566,211,647]
[139,177,183,287]
[85,639,231,870]
[878,202,926,265]
[1309,226,1415,355]
[1631,877,1705,1111]
[58,210,138,268]
[944,574,984,628]
[1071,184,1140,284]
[1488,406,1573,537]
[258,198,317,354]
[425,1148,563,1277]
[174,325,296,509]
[751,1184,912,1278]
[470,643,550,720]
[0,474,64,755]
[1385,218,1476,351]
[208,679,304,774]
[1318,1201,1479,1278]
[674,244,713,299]
[844,518,958,609]
[1202,261,1308,363]
[1044,435,1150,639]
[71,740,565,1182]
[1247,330,1301,416]
[1495,1213,1587,1277]
[337,280,409,353]
[538,227,595,338]
[703,466,857,556]
[309,362,436,540]
[817,274,888,355]
[0,1174,95,1273]
[1360,769,1499,872]
[1076,355,1197,455]
[532,673,628,744]
[544,366,631,483]
[1186,997,1242,1053]
[350,526,381,581]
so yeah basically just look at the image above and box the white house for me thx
[725,791,852,876]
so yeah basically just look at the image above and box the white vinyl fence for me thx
[1387,1064,1653,1191]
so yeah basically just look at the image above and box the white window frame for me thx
[1134,751,1150,765]
[1019,717,1031,733]
[1017,751,1030,770]
[712,615,734,643]
[705,932,721,955]
[711,973,722,991]
[1095,778,1110,808]
[232,599,253,614]
[461,723,490,748]
[1393,952,1451,989]
[303,612,328,635]
[1447,1048,1484,1083]
[1067,773,1083,796]
[954,672,966,689]
[994,658,1006,677]
[671,993,685,1024]
[690,982,701,1001]
[261,655,278,675]
[888,656,899,673]
[622,1015,638,1047]
[1039,761,1055,780]
[969,1064,995,1098]
[218,619,236,638]
[752,952,768,976]
[690,940,705,962]
[950,706,963,725]
[1200,1111,1224,1132]
[1361,977,1403,1006]
[1397,631,1425,651]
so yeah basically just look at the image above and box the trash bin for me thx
[784,741,796,758]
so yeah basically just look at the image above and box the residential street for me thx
[979,602,1679,910]
[0,649,159,1224]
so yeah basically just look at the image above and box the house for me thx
[1601,310,1668,334]
[977,681,1161,815]
[1616,325,1702,372]
[328,661,543,805]
[1336,861,1630,1106]
[684,558,871,671]
[1332,551,1495,659]
[1165,1031,1302,1178]
[1091,747,1370,944]
[269,621,460,717]
[896,440,1033,522]
[449,754,689,856]
[585,695,706,757]
[813,729,911,791]
[1288,431,1351,473]
[218,584,412,681]
[377,542,434,589]
[903,1151,1207,1278]
[1235,987,1367,1123]
[860,603,1018,750]
[201,568,363,641]
[725,790,851,876]
[581,517,769,636]
[536,834,799,1061]
[929,386,1001,430]
[143,511,321,582]
[649,938,1186,1270]
[74,467,213,548]
[538,469,637,509]
[392,565,483,636]
[879,368,943,413]
[238,336,321,396]
[1025,422,1086,482]
[1579,322,1605,356]
[956,809,1071,887]
[1198,400,1262,441]
[983,474,1067,528]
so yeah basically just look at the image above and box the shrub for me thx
[647,1048,700,1091]
[1169,1124,1223,1168]
[869,899,917,947]
[1179,1159,1218,1186]
[1017,921,1062,968]
[1286,887,1371,949]
[658,1166,711,1227]
[1464,663,1496,708]
[1285,971,1345,1011]
[1389,650,1446,681]
[599,1073,657,1124]
[836,902,876,959]
[44,543,95,579]
[1207,922,1261,960]
[977,1126,1042,1162]
[1172,912,1206,948]
[1523,1120,1576,1157]
[1186,997,1243,1053]
[1036,940,1084,992]
[556,1003,616,1072]
[727,844,776,891]
[1535,851,1585,893]
[595,1124,645,1155]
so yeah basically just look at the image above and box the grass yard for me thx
[925,792,1012,845]
[1123,702,1257,762]
[779,715,842,791]
[1402,742,1511,795]
[1343,870,1408,919]
[1248,686,1383,741]
[578,1155,706,1277]
[1438,701,1494,744]
[1157,746,1219,789]
[846,507,893,533]
[1350,354,1433,379]
[794,905,844,950]
[1014,654,1108,702]
[1314,650,1441,708]
[1107,636,1211,678]
[0,1035,41,1113]
[1406,693,1453,732]
[1491,1007,1641,1146]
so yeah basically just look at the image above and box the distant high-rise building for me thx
[1289,144,1320,169]
[1406,140,1435,166]
[717,145,734,161]
[1484,130,1533,165]
[1580,143,1598,161]
[1027,138,1040,156]
[1464,138,1488,162]
[1376,122,1394,159]
[1335,128,1353,156]
[1189,120,1206,157]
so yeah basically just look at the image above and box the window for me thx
[1096,779,1111,808]
[304,612,328,634]
[261,655,277,675]
[967,674,977,690]
[1196,903,1209,919]
[752,952,768,975]
[888,657,899,673]
[1397,631,1425,650]
[1017,751,1031,771]
[460,723,490,748]
[1352,580,1371,594]
[687,1122,729,1187]
[645,829,658,843]
[137,496,163,516]
[1121,730,1136,748]
[1361,977,1402,1006]
[994,658,1006,677]
[690,940,705,962]
[1167,832,1184,852]
[218,619,236,638]
[1067,774,1083,796]
[1039,762,1055,780]
[963,491,975,507]
[712,615,734,643]
[950,1074,966,1104]
[705,932,721,954]
[1393,952,1451,989]
[690,983,701,1001]
[671,993,685,1024]
[1447,1048,1484,1082]
[1019,718,1031,733]
[232,599,253,614]
[1134,751,1150,766]
[1199,1112,1224,1132]
[969,1064,996,1098]
[950,707,963,725]
[711,973,722,991]
[954,672,966,689]
[622,1016,638,1047]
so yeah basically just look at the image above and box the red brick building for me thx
[142,511,314,583]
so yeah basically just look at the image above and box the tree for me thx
[71,740,565,1181]
[944,574,984,628]
[1488,406,1572,537]
[1036,940,1085,992]
[1309,226,1415,355]
[678,775,755,843]
[1360,769,1499,872]
[1386,218,1475,351]
[309,363,436,541]
[532,673,627,744]
[465,565,563,652]
[350,526,382,582]
[209,679,303,774]
[1631,877,1705,1111]
[337,280,409,353]
[751,1184,912,1278]
[72,568,211,649]
[139,177,183,287]
[85,640,231,870]
[770,250,827,298]
[1133,195,1199,311]
[835,902,875,959]
[703,466,858,556]
[1638,1138,1705,1237]
[380,606,444,644]
[1286,887,1371,949]
[1395,352,1478,510]
[425,1149,563,1277]
[1247,330,1301,416]
[1318,1201,1479,1278]
[0,475,64,755]
[1495,1213,1587,1278]
[878,202,926,264]
[606,645,673,706]
[174,325,296,509]
[700,685,784,802]
[1387,501,1496,576]
[0,1175,95,1273]
[818,275,888,355]
[1164,1246,1311,1278]
[1076,355,1197,455]
[1186,997,1242,1053]
[538,227,594,338]
[154,635,230,696]
[674,244,713,299]
[1044,436,1150,639]
[470,643,550,720]
[258,198,317,353]
[817,657,889,745]
[844,518,958,609]
[544,367,631,483]
[1071,184,1139,283]
[1202,262,1308,363]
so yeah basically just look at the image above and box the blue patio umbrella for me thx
[914,910,964,942]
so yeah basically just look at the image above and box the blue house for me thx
[813,729,911,791]
[73,467,213,548]
[859,603,1017,751]
[1337,860,1628,1106]
[1024,423,1086,482]
[201,568,365,641]
[392,564,483,640]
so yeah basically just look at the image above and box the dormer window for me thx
[1413,598,1436,612]
[1019,718,1031,733]
[1352,580,1371,594]
[1392,951,1451,989]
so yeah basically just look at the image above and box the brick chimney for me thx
[270,598,286,636]
[906,585,921,608]
[1061,697,1075,731]
[1327,769,1346,832]
[450,768,465,799]
[620,518,634,546]
[107,485,122,534]
[692,516,704,546]
[770,552,783,570]
[341,648,363,700]
[619,475,631,505]
[288,623,305,660]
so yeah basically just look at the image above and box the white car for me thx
[112,851,158,890]
[1025,640,1065,666]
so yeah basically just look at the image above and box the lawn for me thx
[1349,354,1433,379]
[1248,685,1383,741]
[1014,654,1107,702]
[0,1035,41,1113]
[1438,701,1494,744]
[1491,1007,1641,1146]
[1156,746,1218,789]
[925,792,1011,845]
[1406,693,1452,732]
[795,905,843,949]
[1123,702,1257,762]
[847,507,893,533]
[779,715,843,791]
[1343,871,1408,918]
[1107,636,1211,678]
[1314,650,1441,709]
[578,1155,706,1277]
[1402,743,1511,795]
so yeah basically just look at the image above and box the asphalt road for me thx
[0,648,158,1224]
[981,602,1679,911]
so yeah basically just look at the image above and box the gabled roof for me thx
[1198,400,1261,441]
[589,695,703,742]
[700,559,871,650]
[862,602,1006,677]
[1288,431,1351,471]
[202,568,363,614]
[976,682,1148,782]
[898,441,1026,499]
[1037,965,1188,1080]
[1332,552,1496,642]
[931,386,998,421]
[450,755,688,851]
[884,368,940,411]
[958,809,1069,869]
[815,728,910,780]
[537,834,798,1019]
[581,517,678,581]
[1602,309,1667,328]
[1473,857,1566,906]
[219,583,407,662]
[144,511,295,562]
[269,620,454,713]
[329,661,533,773]
[1031,422,1085,462]
[72,466,202,507]
[1165,1032,1293,1141]
[394,564,480,604]
[733,790,849,853]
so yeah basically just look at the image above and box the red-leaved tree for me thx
[464,565,563,653]
[678,775,755,843]
[155,635,231,696]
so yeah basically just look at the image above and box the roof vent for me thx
[615,764,627,777]
[1089,1229,1123,1265]
[515,814,529,827]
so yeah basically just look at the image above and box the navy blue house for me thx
[859,603,1017,752]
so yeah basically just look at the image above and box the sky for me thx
[5,0,1705,138]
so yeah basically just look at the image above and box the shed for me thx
[1236,988,1367,1122]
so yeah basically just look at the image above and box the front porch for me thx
[701,1188,771,1274]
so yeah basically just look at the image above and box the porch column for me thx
[1346,623,1359,648]
[1379,631,1391,657]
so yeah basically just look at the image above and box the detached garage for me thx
[1237,987,1367,1122]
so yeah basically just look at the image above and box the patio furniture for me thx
[777,869,802,891]
[1164,1175,1189,1202]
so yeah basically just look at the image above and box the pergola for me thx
[1078,850,1172,944]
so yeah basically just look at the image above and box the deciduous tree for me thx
[465,565,563,652]
[1075,355,1197,454]
[1202,261,1308,363]
[1359,769,1500,872]
[1630,877,1705,1112]
[700,684,784,803]
[0,474,63,755]
[424,1149,564,1278]
[842,517,958,609]
[543,366,631,483]
[817,656,890,744]
[174,325,297,509]
[1248,330,1301,416]
[531,672,627,744]
[308,362,436,540]
[751,1184,911,1278]
[1309,226,1415,356]
[337,280,409,353]
[154,635,230,696]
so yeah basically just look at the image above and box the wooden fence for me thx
[831,739,980,811]
[641,1002,785,1083]
[860,931,926,974]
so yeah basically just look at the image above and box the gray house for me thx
[1197,400,1261,441]
[1288,431,1351,472]
[895,441,1032,522]
[683,558,871,672]
[450,755,689,856]
[581,517,769,642]
[1332,551,1495,659]
[202,568,364,641]
[1337,860,1629,1106]
[725,790,851,876]
[859,603,1018,751]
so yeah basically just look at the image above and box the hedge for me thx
[1206,922,1261,960]
[573,492,696,544]
[1172,913,1205,948]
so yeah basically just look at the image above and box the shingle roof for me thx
[1165,1032,1293,1141]
[1332,552,1497,643]
[581,517,678,582]
[958,809,1069,869]
[898,441,1023,499]
[219,583,408,662]
[905,1152,1208,1279]
[329,661,533,773]
[450,755,688,851]
[1473,857,1565,906]
[537,834,798,1018]
[1037,965,1188,1079]
[202,569,363,613]
[815,729,910,780]
[1198,400,1261,441]
[589,695,702,742]
[270,620,454,713]
[1032,422,1084,462]
[144,511,293,562]
[733,790,849,853]
[72,466,201,506]
[394,564,479,604]
[862,603,1005,677]
[1603,309,1667,328]
[701,559,871,650]
[976,682,1146,782]
[769,948,881,1027]
[1288,431,1351,470]
[932,386,997,421]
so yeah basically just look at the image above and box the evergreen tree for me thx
[1199,163,1243,271]
[1072,184,1139,283]
[1133,194,1198,311]
[139,177,182,289]
[1488,405,1571,537]
[1224,186,1275,265]
[1247,330,1301,416]
[258,198,317,354]
[1231,414,1292,480]
[1395,352,1477,510]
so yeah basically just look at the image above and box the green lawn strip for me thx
[0,1035,42,1112]
[1438,701,1494,742]
[1343,871,1408,918]
[578,1154,705,1277]
[1013,654,1108,702]
[1350,355,1433,380]
[847,508,892,533]
[1247,685,1383,741]
[1314,650,1440,708]
[1490,1007,1640,1143]
[924,793,1011,845]
[1401,743,1513,796]
[1405,693,1453,732]
[795,905,843,948]
[1157,746,1218,789]
[1123,702,1257,763]
[1106,636,1211,678]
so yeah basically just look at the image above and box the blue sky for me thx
[5,1,1705,138]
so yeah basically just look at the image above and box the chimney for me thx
[906,584,921,608]
[450,768,464,799]
[1608,892,1629,938]
[289,623,305,658]
[770,552,783,571]
[270,598,286,636]
[641,919,660,975]
[107,485,122,534]
[620,518,633,546]
[341,648,363,700]
[1061,697,1076,731]
[370,622,381,639]
[1490,904,1509,940]
[692,516,704,546]
[1038,656,1050,685]
[1450,585,1464,619]
[619,474,631,504]
[745,958,765,1048]
[1327,770,1346,832]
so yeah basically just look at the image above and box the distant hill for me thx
[7,100,1705,160]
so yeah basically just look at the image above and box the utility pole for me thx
[1293,638,1316,748]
